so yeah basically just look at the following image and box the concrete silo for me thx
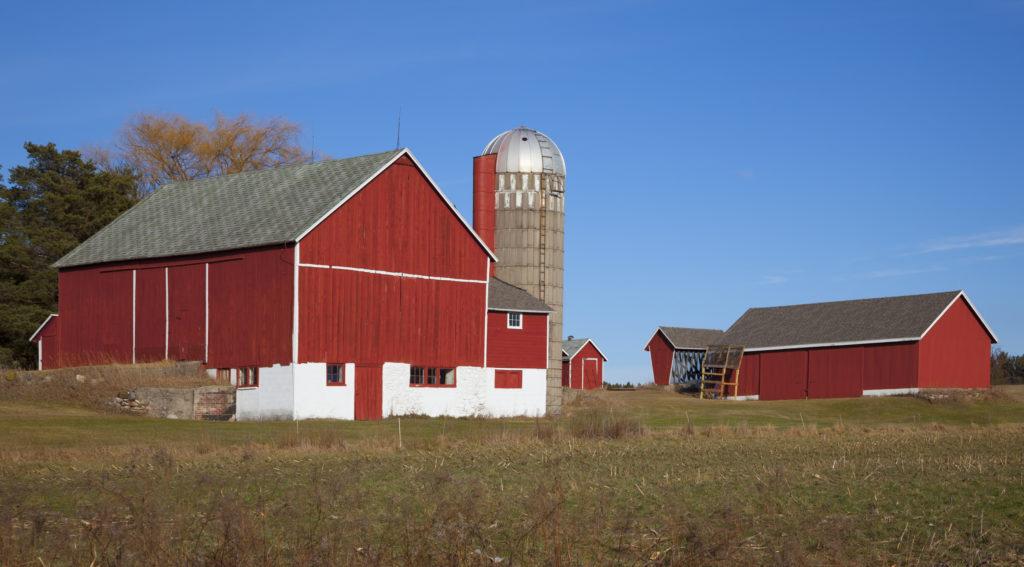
[473,127,566,414]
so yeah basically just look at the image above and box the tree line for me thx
[1,114,307,368]
[991,349,1024,385]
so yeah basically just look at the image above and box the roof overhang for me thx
[489,308,552,314]
[293,148,499,262]
[28,314,58,343]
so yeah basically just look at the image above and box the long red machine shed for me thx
[722,291,997,400]
[561,338,607,390]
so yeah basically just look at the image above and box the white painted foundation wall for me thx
[382,364,547,418]
[234,362,546,420]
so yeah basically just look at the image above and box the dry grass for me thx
[1,385,1023,565]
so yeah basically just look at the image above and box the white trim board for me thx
[564,338,609,362]
[29,313,59,343]
[293,149,498,262]
[299,263,487,285]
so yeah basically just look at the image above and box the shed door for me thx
[354,364,383,421]
[584,358,600,390]
[759,351,808,401]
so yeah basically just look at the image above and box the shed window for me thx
[327,364,345,386]
[410,366,456,387]
[507,312,522,329]
[238,367,259,388]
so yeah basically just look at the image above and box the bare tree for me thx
[100,113,307,194]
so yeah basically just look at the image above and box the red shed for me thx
[561,337,607,390]
[34,149,552,420]
[643,327,724,386]
[722,291,997,400]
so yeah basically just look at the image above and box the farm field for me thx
[1,384,1023,565]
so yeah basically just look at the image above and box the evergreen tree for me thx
[0,143,136,368]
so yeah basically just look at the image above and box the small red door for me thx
[354,364,383,421]
[584,358,600,390]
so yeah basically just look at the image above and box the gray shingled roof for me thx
[721,290,989,350]
[55,150,403,268]
[562,337,607,361]
[655,327,725,350]
[488,278,552,312]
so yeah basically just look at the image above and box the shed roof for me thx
[721,290,997,351]
[55,149,496,268]
[562,338,608,361]
[488,278,552,313]
[647,327,725,351]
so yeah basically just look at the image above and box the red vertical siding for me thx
[58,268,133,367]
[759,350,808,401]
[863,343,917,390]
[38,317,61,370]
[918,297,992,389]
[300,156,488,282]
[807,346,864,399]
[738,353,760,396]
[487,311,548,369]
[473,154,497,254]
[135,267,166,362]
[168,263,205,361]
[206,247,294,369]
[299,267,485,367]
[646,331,674,386]
[569,342,604,390]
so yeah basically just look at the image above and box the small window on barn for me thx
[427,367,438,385]
[238,367,259,388]
[216,368,231,381]
[327,364,345,386]
[507,312,522,329]
[495,370,523,389]
[439,368,456,386]
[410,366,425,385]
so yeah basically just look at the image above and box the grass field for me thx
[1,382,1023,565]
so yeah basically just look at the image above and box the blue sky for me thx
[2,1,1022,381]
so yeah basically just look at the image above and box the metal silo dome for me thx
[482,126,566,176]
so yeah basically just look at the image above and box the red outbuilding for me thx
[31,149,552,420]
[721,291,997,400]
[561,337,607,390]
[643,327,724,386]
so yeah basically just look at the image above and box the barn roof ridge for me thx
[54,148,498,269]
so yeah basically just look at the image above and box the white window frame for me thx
[507,312,523,329]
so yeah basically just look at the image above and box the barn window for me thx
[410,366,456,387]
[507,312,522,329]
[410,366,425,385]
[238,367,259,388]
[327,364,345,386]
[495,370,523,389]
[216,368,231,381]
[440,368,456,386]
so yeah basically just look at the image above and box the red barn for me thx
[561,337,607,390]
[720,291,997,400]
[31,149,552,420]
[643,327,724,386]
